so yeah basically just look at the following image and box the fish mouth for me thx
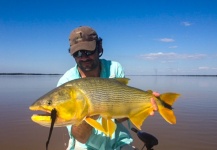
[29,105,51,112]
[29,106,55,127]
[31,114,52,127]
[29,106,71,127]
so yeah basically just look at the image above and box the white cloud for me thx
[140,52,206,60]
[159,38,175,42]
[169,45,178,49]
[198,66,210,70]
[199,66,217,70]
[181,21,192,26]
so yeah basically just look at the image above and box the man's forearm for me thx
[72,121,93,143]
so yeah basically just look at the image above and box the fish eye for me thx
[47,99,52,105]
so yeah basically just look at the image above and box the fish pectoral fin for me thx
[102,118,116,137]
[84,117,107,135]
[129,108,152,130]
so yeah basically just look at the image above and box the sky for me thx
[0,0,217,75]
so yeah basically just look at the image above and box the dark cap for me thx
[69,26,98,54]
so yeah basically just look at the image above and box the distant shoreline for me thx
[0,73,216,77]
[127,74,217,77]
[0,73,62,75]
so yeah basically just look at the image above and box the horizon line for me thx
[0,73,216,77]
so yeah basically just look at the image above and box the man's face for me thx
[74,50,100,72]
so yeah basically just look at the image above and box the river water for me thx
[0,75,216,150]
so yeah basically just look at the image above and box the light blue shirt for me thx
[57,59,133,150]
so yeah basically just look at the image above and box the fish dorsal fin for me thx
[146,90,153,94]
[115,78,130,85]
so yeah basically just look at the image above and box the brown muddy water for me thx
[0,75,216,150]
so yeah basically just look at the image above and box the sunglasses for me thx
[72,49,96,58]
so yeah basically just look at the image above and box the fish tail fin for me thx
[158,93,180,124]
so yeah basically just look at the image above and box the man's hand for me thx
[150,92,160,116]
[72,115,99,143]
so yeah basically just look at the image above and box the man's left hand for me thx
[150,92,160,115]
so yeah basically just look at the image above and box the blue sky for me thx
[1,0,217,75]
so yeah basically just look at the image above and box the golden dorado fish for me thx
[29,77,180,137]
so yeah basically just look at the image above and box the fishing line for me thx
[46,108,57,150]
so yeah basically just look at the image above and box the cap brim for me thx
[71,40,96,54]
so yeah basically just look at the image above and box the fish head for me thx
[29,85,89,127]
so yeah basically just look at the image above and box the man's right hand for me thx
[72,115,99,143]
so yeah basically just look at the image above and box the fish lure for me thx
[46,108,57,150]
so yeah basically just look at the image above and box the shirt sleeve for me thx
[57,66,80,87]
[115,61,125,78]
[100,59,125,78]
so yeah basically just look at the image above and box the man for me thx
[57,26,158,150]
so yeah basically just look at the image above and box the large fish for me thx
[29,77,180,137]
